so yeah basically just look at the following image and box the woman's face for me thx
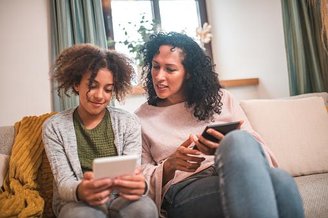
[74,68,113,121]
[151,45,187,106]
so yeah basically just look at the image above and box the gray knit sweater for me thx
[42,106,141,216]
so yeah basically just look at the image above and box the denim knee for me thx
[270,168,298,190]
[110,196,158,218]
[215,130,267,167]
[58,202,107,218]
[136,196,158,218]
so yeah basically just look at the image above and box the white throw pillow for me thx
[240,97,328,176]
[0,154,9,187]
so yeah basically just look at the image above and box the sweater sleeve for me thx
[141,133,166,211]
[42,116,80,203]
[121,113,142,165]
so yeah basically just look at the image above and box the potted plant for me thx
[109,15,160,67]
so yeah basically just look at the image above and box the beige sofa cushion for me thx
[0,126,15,155]
[0,154,9,187]
[240,96,328,176]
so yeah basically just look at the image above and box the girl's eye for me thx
[105,89,113,93]
[89,81,97,88]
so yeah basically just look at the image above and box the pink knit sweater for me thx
[135,89,278,211]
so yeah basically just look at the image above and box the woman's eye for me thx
[166,68,176,73]
[152,65,160,70]
[105,89,113,93]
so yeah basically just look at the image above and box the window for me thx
[102,0,211,84]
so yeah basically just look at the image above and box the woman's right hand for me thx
[163,136,205,184]
[77,171,113,206]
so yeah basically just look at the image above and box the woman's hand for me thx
[112,168,146,201]
[77,171,113,206]
[195,129,224,155]
[194,121,243,155]
[163,136,206,184]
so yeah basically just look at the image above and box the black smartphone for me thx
[201,121,241,143]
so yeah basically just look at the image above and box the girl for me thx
[42,44,157,218]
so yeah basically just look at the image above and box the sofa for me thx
[240,92,328,218]
[1,92,328,217]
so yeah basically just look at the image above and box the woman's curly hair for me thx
[52,43,134,102]
[140,32,223,121]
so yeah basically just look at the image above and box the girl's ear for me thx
[73,83,79,94]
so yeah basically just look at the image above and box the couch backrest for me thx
[287,92,328,106]
[0,126,15,155]
[240,95,328,177]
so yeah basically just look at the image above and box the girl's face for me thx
[151,45,187,106]
[74,68,113,122]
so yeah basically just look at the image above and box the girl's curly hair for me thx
[140,32,223,121]
[52,43,134,102]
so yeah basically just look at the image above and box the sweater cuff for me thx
[74,181,82,202]
[143,180,150,196]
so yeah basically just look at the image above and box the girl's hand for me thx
[112,168,146,201]
[77,171,113,206]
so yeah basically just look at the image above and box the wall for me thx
[0,0,290,121]
[0,0,52,126]
[206,0,290,100]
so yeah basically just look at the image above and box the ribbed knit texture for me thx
[0,112,56,218]
[73,109,117,172]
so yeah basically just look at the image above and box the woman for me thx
[42,44,158,218]
[135,32,304,218]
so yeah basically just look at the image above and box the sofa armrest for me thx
[0,126,15,155]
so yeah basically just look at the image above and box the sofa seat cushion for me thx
[295,173,328,218]
[240,96,328,176]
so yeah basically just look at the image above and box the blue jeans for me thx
[162,130,304,218]
[58,195,158,218]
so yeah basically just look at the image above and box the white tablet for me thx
[92,155,138,180]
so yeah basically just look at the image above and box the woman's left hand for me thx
[194,121,243,155]
[112,168,146,201]
[194,128,224,155]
